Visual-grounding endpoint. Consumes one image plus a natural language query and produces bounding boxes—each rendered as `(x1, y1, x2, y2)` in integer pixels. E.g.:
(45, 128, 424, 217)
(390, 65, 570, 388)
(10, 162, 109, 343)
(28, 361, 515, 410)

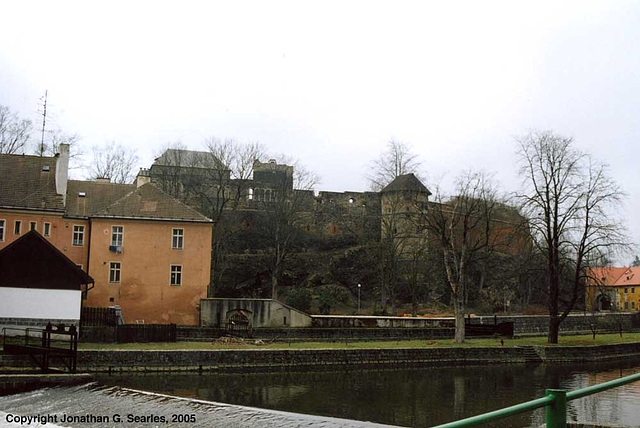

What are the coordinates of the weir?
(2, 383, 396, 428)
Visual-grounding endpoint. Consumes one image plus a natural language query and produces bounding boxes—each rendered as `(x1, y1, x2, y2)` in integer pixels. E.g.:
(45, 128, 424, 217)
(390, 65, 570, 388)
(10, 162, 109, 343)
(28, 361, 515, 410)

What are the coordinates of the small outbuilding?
(0, 230, 94, 334)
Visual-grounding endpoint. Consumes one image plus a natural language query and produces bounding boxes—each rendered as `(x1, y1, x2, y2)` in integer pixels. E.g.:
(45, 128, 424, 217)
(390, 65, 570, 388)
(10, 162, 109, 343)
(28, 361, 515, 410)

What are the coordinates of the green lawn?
(77, 332, 640, 350)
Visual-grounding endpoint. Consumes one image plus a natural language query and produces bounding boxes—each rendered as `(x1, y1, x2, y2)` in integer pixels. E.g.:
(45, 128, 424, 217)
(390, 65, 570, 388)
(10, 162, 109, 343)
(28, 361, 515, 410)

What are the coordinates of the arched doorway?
(596, 293, 612, 311)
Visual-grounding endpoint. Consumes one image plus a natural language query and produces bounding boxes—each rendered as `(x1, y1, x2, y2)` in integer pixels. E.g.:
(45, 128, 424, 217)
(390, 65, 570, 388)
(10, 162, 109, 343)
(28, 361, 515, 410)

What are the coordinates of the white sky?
(1, 1, 639, 261)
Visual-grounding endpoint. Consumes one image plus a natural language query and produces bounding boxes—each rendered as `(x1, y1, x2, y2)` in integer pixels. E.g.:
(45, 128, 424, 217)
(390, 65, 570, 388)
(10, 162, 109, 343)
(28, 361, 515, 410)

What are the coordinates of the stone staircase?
(520, 345, 543, 363)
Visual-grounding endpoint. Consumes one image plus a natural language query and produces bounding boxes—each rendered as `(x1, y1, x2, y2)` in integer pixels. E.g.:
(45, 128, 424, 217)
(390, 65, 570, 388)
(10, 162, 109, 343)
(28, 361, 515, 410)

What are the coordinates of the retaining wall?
(311, 313, 640, 335)
(77, 347, 527, 372)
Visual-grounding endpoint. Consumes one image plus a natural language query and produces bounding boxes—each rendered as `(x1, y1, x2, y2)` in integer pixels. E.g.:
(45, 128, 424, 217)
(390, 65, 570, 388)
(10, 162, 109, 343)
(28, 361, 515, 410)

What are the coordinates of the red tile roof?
(588, 267, 640, 287)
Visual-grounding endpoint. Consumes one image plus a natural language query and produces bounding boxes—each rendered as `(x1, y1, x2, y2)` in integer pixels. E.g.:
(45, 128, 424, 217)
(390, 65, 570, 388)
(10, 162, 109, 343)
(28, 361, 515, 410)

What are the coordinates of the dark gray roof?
(93, 183, 212, 222)
(0, 230, 93, 289)
(66, 180, 135, 217)
(0, 154, 64, 211)
(380, 173, 431, 195)
(154, 149, 227, 170)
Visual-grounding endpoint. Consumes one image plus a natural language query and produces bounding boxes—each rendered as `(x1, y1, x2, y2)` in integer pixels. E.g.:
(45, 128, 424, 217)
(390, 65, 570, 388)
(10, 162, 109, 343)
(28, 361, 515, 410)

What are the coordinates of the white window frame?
(72, 225, 85, 246)
(29, 221, 37, 231)
(111, 225, 124, 247)
(43, 222, 51, 237)
(14, 220, 21, 235)
(172, 228, 184, 250)
(109, 262, 121, 283)
(170, 265, 182, 286)
(0, 219, 5, 241)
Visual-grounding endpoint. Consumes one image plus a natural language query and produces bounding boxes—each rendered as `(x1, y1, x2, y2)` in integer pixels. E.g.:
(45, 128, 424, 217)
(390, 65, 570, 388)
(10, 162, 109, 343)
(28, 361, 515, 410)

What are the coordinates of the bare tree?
(88, 143, 139, 184)
(201, 137, 266, 296)
(38, 128, 80, 156)
(421, 171, 501, 343)
(517, 131, 630, 344)
(258, 159, 319, 300)
(368, 140, 422, 191)
(0, 105, 33, 154)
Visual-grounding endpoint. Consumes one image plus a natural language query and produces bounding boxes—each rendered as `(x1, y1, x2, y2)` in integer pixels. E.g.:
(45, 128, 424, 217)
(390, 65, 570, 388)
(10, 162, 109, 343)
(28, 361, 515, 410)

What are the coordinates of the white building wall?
(0, 287, 81, 320)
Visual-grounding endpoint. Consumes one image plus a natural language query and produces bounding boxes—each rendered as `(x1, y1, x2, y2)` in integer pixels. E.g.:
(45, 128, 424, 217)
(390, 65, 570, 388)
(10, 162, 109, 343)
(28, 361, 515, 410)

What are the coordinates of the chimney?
(136, 168, 151, 188)
(55, 144, 70, 206)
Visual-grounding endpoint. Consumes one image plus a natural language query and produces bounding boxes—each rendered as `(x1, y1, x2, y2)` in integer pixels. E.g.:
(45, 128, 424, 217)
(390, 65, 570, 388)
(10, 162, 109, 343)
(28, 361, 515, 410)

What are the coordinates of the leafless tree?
(201, 137, 266, 296)
(517, 130, 630, 344)
(421, 171, 501, 343)
(38, 128, 79, 155)
(368, 140, 422, 191)
(151, 138, 266, 297)
(88, 143, 139, 184)
(0, 105, 33, 155)
(259, 158, 319, 300)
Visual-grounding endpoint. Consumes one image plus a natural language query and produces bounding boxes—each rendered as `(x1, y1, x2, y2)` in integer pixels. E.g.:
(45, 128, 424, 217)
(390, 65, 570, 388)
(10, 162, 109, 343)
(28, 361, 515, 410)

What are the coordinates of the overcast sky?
(1, 1, 638, 261)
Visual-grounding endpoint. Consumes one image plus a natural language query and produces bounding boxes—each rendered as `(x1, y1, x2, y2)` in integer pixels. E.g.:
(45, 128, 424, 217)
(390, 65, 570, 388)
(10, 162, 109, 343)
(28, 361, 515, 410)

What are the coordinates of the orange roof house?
(0, 146, 213, 325)
(586, 267, 640, 312)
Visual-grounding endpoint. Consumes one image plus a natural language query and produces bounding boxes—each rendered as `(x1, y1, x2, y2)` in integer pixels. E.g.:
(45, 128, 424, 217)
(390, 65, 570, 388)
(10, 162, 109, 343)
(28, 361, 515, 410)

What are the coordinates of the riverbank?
(75, 340, 640, 373)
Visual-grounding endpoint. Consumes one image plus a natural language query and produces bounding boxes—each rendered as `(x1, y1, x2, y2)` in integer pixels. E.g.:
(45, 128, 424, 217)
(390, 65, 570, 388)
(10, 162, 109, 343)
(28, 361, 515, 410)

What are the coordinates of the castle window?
(0, 219, 4, 241)
(14, 220, 21, 235)
(43, 222, 51, 237)
(248, 188, 254, 200)
(30, 221, 37, 231)
(349, 197, 355, 204)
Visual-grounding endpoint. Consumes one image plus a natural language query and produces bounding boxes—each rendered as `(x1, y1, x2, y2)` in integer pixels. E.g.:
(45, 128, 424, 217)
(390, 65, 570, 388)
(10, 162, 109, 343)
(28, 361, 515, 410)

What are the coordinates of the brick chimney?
(55, 143, 70, 206)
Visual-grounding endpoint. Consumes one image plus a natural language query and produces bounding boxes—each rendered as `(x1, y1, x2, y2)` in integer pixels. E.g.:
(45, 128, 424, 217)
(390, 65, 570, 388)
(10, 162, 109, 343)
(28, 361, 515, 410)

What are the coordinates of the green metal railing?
(433, 372, 640, 428)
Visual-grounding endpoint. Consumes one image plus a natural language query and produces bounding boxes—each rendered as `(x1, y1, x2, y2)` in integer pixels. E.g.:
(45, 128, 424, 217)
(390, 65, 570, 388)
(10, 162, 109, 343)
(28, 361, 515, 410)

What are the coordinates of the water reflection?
(96, 359, 640, 427)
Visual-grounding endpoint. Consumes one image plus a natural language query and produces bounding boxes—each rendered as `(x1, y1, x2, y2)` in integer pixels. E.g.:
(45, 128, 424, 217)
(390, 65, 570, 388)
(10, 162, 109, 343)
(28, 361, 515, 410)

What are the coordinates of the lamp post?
(357, 283, 361, 312)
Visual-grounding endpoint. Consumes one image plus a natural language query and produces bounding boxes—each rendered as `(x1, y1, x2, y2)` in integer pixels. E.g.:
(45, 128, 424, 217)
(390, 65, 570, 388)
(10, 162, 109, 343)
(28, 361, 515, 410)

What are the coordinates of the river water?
(4, 359, 640, 427)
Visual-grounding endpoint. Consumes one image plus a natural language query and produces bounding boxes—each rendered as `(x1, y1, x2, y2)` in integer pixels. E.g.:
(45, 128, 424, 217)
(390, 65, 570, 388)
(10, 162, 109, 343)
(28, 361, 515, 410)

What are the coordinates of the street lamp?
(357, 284, 361, 312)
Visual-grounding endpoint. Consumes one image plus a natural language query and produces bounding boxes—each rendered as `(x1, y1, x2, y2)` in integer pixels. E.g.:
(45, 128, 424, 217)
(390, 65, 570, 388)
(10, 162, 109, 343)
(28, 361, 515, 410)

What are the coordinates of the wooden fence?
(115, 324, 177, 343)
(81, 307, 117, 327)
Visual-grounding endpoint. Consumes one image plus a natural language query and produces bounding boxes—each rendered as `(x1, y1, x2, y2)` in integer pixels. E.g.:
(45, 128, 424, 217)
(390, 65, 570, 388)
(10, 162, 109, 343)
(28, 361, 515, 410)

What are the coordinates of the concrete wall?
(311, 313, 639, 334)
(200, 298, 312, 328)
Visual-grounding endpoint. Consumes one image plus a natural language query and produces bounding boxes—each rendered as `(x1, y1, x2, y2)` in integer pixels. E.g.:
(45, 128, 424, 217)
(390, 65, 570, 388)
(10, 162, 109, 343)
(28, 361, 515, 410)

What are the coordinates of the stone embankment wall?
(78, 347, 526, 372)
(76, 341, 640, 373)
(177, 326, 454, 341)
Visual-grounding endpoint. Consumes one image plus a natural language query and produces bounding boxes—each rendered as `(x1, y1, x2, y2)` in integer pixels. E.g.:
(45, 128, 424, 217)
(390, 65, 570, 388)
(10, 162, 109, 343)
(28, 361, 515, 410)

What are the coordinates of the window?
(111, 226, 124, 247)
(633, 288, 636, 294)
(109, 262, 121, 283)
(43, 222, 51, 237)
(170, 265, 182, 286)
(172, 228, 184, 249)
(0, 219, 4, 241)
(72, 225, 85, 246)
(14, 220, 21, 235)
(633, 302, 636, 309)
(625, 288, 628, 294)
(29, 221, 37, 231)
(625, 301, 629, 309)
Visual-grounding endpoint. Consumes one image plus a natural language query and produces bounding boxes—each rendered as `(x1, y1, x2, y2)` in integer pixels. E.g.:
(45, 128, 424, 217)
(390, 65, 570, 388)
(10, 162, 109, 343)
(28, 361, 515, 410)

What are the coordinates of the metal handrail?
(433, 372, 640, 428)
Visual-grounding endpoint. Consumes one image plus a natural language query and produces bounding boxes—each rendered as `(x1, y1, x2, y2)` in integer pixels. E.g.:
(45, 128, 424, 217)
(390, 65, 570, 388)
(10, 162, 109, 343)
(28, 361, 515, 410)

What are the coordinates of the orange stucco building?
(0, 146, 212, 325)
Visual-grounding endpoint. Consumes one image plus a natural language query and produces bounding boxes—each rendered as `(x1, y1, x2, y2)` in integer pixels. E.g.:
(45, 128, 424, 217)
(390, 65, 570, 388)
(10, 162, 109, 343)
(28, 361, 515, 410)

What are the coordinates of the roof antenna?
(39, 90, 48, 156)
